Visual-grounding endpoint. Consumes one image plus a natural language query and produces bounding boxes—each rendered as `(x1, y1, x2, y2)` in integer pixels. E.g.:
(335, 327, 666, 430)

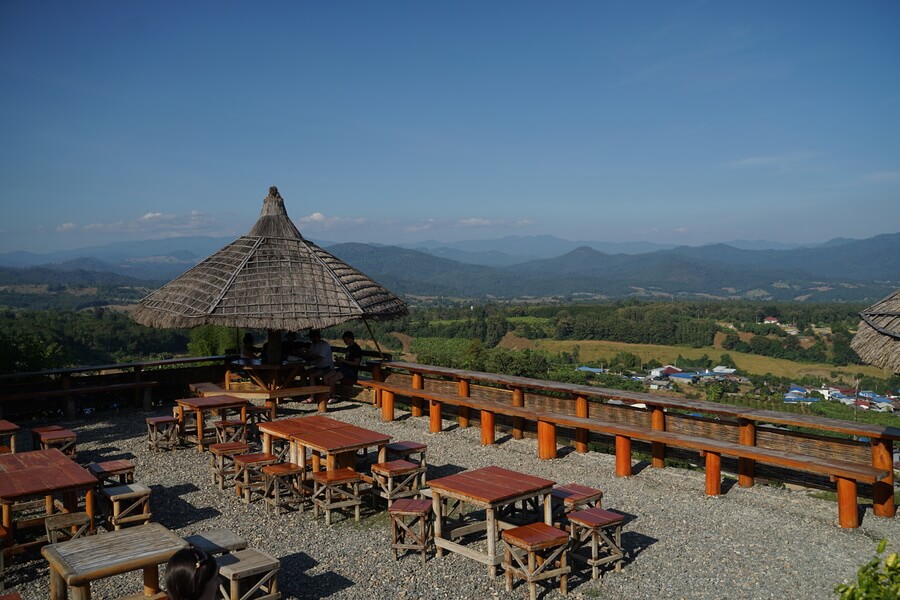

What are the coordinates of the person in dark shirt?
(336, 330, 363, 384)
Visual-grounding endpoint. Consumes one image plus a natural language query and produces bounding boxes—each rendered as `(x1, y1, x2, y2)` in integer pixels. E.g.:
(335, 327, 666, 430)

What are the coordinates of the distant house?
(650, 365, 682, 378)
(576, 366, 606, 374)
(787, 384, 809, 396)
(763, 316, 780, 325)
(712, 366, 737, 374)
(669, 372, 698, 384)
(783, 393, 819, 404)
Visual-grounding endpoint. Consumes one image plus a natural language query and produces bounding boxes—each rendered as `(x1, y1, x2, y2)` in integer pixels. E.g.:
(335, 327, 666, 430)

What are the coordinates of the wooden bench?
(541, 413, 890, 528)
(1, 381, 158, 418)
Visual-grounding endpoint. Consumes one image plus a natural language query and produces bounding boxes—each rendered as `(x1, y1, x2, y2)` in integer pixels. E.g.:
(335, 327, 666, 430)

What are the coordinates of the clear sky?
(1, 1, 898, 254)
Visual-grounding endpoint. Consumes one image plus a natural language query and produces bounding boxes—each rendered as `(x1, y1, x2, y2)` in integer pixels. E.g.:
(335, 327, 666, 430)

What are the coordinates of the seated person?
(336, 330, 363, 385)
(302, 329, 341, 403)
(165, 547, 218, 600)
(240, 332, 259, 361)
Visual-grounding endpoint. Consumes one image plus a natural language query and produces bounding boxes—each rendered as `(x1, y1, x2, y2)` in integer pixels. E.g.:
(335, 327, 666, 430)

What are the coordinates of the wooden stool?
(102, 483, 152, 530)
(370, 460, 422, 508)
(233, 453, 278, 504)
(146, 416, 179, 451)
(216, 548, 281, 600)
(210, 442, 250, 490)
(44, 511, 91, 544)
(214, 419, 248, 444)
(262, 463, 304, 515)
(388, 498, 433, 562)
(245, 404, 271, 441)
(185, 528, 248, 556)
(312, 468, 362, 526)
(87, 459, 136, 488)
(38, 428, 77, 458)
(551, 483, 603, 525)
(0, 421, 19, 454)
(385, 441, 428, 484)
(567, 508, 625, 580)
(502, 522, 571, 600)
(30, 425, 63, 450)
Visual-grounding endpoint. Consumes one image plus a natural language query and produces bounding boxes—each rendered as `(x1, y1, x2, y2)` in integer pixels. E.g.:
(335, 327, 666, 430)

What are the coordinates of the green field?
(534, 339, 888, 380)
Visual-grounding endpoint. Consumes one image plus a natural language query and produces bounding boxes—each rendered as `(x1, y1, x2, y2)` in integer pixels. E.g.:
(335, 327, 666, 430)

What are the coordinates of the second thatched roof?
(851, 289, 900, 374)
(131, 186, 408, 331)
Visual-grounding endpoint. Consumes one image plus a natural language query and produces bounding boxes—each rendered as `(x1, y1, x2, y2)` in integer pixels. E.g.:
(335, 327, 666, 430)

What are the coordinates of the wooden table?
(0, 449, 98, 541)
(42, 521, 189, 600)
(429, 466, 555, 576)
(228, 359, 310, 391)
(289, 419, 392, 473)
(174, 395, 249, 452)
(258, 416, 348, 464)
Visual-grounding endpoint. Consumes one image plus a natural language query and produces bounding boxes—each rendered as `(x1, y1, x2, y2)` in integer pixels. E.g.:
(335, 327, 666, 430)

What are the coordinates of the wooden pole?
(457, 379, 470, 428)
(738, 418, 756, 487)
(574, 395, 588, 453)
(650, 407, 666, 468)
(614, 435, 632, 477)
(411, 373, 424, 417)
(511, 387, 524, 440)
(871, 439, 895, 518)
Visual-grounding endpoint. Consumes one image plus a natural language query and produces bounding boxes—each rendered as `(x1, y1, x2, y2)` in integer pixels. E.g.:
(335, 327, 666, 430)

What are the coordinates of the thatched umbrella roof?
(132, 186, 408, 332)
(851, 289, 900, 373)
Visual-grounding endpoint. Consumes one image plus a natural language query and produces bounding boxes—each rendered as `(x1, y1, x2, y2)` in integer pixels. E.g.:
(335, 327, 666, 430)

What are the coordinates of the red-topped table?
(429, 466, 556, 576)
(174, 395, 249, 452)
(0, 420, 19, 453)
(292, 421, 391, 473)
(258, 415, 349, 463)
(0, 449, 99, 540)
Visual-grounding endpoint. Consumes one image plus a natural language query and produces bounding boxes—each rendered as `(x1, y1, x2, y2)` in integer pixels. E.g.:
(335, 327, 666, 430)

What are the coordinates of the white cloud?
(79, 209, 226, 237)
(727, 152, 814, 170)
(297, 212, 368, 231)
(55, 222, 78, 232)
(457, 218, 496, 227)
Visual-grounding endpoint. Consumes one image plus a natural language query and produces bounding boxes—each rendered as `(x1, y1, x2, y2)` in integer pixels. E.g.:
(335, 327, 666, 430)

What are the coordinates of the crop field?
(534, 339, 887, 380)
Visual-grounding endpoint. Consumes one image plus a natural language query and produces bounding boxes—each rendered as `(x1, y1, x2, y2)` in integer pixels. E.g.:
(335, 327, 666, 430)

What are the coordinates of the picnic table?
(42, 521, 188, 600)
(227, 358, 312, 391)
(0, 449, 98, 543)
(429, 466, 555, 576)
(174, 395, 249, 452)
(258, 415, 348, 463)
(294, 422, 392, 472)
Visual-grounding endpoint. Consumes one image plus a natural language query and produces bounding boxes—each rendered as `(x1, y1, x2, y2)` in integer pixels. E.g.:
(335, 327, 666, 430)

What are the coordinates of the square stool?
(261, 463, 304, 515)
(245, 405, 271, 441)
(44, 511, 92, 544)
(214, 419, 248, 444)
(233, 453, 278, 504)
(210, 442, 250, 490)
(146, 416, 179, 451)
(185, 528, 248, 556)
(370, 460, 423, 508)
(502, 522, 571, 600)
(551, 483, 603, 526)
(384, 441, 428, 484)
(388, 498, 433, 562)
(38, 428, 77, 458)
(567, 508, 625, 580)
(311, 468, 362, 526)
(30, 425, 63, 450)
(216, 548, 280, 600)
(102, 483, 152, 530)
(87, 459, 136, 489)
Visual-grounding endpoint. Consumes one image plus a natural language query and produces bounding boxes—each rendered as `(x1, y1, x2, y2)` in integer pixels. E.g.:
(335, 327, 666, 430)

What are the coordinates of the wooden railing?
(358, 360, 900, 528)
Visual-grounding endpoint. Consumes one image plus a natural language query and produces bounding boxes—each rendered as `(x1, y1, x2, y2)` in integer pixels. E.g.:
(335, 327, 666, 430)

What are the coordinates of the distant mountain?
(717, 239, 817, 251)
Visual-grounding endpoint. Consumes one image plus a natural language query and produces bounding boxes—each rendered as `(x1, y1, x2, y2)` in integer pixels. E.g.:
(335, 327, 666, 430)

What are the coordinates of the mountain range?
(0, 233, 897, 302)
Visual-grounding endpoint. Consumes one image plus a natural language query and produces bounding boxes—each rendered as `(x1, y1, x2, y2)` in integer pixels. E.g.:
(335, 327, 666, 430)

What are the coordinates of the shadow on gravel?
(150, 483, 220, 529)
(78, 446, 137, 464)
(278, 551, 354, 598)
(630, 460, 651, 476)
(427, 463, 467, 479)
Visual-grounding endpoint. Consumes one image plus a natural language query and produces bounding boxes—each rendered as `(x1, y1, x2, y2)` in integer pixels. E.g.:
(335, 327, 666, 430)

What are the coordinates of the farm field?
(534, 339, 887, 380)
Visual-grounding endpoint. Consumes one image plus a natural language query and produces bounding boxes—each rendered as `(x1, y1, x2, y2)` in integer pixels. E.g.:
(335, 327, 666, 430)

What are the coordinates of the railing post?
(480, 410, 496, 445)
(511, 387, 524, 440)
(650, 406, 665, 468)
(574, 395, 589, 453)
(429, 400, 443, 433)
(411, 373, 424, 417)
(836, 476, 860, 528)
(704, 451, 722, 496)
(872, 439, 895, 518)
(457, 378, 470, 428)
(738, 418, 756, 487)
(538, 420, 557, 459)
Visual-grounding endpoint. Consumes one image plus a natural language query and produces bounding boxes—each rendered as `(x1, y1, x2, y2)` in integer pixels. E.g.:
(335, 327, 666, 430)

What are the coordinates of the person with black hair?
(165, 547, 218, 600)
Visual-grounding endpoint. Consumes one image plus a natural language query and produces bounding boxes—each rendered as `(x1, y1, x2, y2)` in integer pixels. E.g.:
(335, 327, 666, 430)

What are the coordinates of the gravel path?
(6, 400, 898, 599)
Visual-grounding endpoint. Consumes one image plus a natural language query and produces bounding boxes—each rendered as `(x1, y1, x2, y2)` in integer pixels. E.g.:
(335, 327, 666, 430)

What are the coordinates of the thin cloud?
(457, 218, 497, 227)
(727, 152, 814, 171)
(55, 222, 78, 232)
(863, 171, 900, 183)
(297, 212, 368, 231)
(80, 210, 225, 237)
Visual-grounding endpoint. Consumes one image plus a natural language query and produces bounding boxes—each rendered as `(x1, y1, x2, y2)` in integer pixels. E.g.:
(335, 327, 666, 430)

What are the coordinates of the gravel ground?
(6, 400, 899, 600)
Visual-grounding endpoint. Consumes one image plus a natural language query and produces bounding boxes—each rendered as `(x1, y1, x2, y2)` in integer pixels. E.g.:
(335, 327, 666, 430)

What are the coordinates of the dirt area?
(497, 331, 536, 350)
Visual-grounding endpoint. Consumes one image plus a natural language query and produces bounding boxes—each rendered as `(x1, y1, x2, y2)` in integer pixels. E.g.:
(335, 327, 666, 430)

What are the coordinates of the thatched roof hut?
(851, 289, 900, 373)
(132, 186, 408, 332)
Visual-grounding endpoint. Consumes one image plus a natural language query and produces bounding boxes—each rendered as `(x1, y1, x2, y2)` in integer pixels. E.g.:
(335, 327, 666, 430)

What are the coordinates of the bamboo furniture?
(567, 507, 625, 580)
(0, 422, 18, 454)
(502, 522, 570, 600)
(216, 548, 281, 600)
(185, 528, 248, 556)
(146, 415, 179, 451)
(86, 459, 136, 488)
(42, 521, 188, 600)
(174, 395, 249, 452)
(388, 498, 433, 562)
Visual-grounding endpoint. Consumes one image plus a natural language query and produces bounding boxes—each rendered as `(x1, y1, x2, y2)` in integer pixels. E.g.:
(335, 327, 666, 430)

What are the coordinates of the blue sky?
(1, 1, 898, 253)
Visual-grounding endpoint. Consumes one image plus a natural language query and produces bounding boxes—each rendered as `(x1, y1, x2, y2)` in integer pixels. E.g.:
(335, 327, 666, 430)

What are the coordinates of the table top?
(0, 420, 19, 434)
(0, 449, 97, 500)
(39, 428, 77, 442)
(429, 466, 555, 505)
(258, 415, 348, 439)
(293, 423, 391, 454)
(175, 395, 249, 410)
(41, 522, 188, 586)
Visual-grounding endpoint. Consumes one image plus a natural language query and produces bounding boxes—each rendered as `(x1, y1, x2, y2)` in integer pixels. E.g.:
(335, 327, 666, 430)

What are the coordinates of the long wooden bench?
(0, 381, 158, 418)
(359, 378, 888, 528)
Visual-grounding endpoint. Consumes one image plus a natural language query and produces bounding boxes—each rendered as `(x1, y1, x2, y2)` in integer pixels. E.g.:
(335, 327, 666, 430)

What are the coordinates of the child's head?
(165, 547, 218, 600)
(342, 331, 355, 344)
